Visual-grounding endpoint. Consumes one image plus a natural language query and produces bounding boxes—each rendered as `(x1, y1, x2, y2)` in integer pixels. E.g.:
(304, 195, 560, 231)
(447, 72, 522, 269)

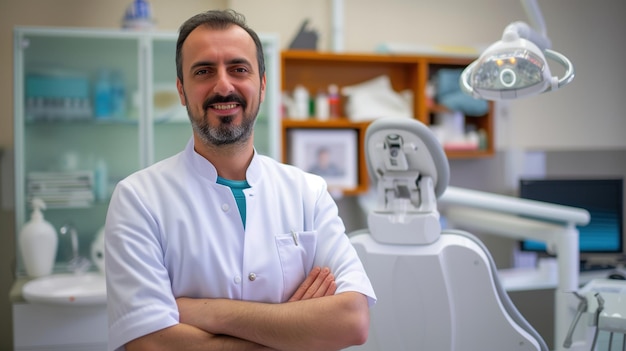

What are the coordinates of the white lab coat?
(105, 138, 376, 351)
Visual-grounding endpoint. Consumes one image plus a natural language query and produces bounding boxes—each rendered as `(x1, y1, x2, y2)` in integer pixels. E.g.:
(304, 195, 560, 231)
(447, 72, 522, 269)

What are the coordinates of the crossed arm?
(126, 267, 370, 351)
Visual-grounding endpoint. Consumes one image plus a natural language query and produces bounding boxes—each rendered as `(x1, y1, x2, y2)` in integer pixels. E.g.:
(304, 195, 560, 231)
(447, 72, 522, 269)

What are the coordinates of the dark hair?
(176, 9, 265, 82)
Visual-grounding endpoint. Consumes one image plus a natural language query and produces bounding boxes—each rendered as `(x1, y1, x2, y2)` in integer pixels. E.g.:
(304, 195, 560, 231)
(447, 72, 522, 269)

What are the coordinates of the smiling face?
(176, 24, 266, 148)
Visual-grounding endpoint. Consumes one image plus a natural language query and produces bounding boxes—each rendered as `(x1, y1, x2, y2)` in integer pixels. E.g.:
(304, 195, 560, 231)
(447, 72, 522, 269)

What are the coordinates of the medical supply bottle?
(111, 70, 126, 119)
(94, 158, 108, 202)
(315, 89, 329, 120)
(292, 84, 309, 120)
(328, 84, 340, 118)
(94, 69, 112, 119)
(19, 198, 58, 277)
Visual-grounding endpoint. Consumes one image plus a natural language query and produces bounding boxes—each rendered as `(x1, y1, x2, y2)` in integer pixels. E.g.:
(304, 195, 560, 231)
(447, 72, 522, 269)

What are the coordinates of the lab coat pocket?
(275, 231, 317, 300)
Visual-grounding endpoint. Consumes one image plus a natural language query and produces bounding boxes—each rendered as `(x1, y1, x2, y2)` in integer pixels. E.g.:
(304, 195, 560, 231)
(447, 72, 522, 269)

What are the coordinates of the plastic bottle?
(478, 128, 488, 150)
(94, 70, 112, 119)
(19, 198, 58, 277)
(111, 70, 126, 119)
(315, 90, 329, 121)
(122, 0, 154, 30)
(133, 0, 151, 19)
(94, 158, 108, 201)
(292, 85, 309, 120)
(466, 125, 479, 149)
(328, 84, 340, 118)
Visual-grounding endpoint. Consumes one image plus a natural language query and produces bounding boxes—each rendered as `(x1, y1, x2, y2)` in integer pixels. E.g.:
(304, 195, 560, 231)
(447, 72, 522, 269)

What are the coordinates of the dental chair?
(348, 117, 548, 351)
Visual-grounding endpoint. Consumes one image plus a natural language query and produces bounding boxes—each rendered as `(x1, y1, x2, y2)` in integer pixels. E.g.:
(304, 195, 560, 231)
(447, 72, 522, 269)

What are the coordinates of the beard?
(185, 90, 261, 147)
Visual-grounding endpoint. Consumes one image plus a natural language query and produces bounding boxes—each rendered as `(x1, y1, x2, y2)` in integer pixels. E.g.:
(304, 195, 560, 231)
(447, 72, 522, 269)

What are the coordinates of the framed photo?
(288, 128, 358, 190)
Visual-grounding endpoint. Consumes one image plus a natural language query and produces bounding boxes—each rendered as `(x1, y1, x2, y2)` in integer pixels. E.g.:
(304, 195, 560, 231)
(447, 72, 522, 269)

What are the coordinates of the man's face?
(319, 150, 330, 168)
(176, 24, 266, 147)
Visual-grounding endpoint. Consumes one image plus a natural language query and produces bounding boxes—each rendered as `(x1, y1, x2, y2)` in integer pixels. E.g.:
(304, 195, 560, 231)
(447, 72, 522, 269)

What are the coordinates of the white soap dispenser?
(19, 198, 58, 277)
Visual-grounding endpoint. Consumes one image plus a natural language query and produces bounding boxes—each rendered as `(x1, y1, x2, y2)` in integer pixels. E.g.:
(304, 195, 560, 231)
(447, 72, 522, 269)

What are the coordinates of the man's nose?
(213, 70, 235, 96)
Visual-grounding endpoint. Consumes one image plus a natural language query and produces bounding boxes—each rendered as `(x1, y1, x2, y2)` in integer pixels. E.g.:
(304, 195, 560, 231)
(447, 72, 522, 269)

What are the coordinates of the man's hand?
(288, 266, 336, 302)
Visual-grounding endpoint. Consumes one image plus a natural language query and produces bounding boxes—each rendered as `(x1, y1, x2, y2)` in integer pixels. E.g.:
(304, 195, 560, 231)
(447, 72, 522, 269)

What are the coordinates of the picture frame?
(288, 128, 358, 190)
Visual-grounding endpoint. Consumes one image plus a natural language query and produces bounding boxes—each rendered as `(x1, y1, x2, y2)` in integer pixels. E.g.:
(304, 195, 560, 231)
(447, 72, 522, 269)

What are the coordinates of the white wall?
(509, 1, 626, 151)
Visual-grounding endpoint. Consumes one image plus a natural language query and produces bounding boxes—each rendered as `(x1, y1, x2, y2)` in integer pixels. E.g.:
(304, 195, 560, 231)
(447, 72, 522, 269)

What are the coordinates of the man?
(105, 9, 376, 351)
(308, 146, 344, 177)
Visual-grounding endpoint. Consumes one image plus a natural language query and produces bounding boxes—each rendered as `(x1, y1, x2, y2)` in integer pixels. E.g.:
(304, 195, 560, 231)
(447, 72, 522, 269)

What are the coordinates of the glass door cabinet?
(13, 26, 280, 276)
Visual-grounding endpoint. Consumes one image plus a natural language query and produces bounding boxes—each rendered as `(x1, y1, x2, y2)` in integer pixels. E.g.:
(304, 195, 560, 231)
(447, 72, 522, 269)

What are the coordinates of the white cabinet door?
(14, 27, 145, 268)
(13, 303, 107, 351)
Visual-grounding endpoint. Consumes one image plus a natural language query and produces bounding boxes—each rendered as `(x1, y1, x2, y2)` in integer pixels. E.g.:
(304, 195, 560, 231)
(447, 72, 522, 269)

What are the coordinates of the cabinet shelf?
(24, 117, 191, 126)
(282, 118, 361, 128)
(281, 51, 494, 194)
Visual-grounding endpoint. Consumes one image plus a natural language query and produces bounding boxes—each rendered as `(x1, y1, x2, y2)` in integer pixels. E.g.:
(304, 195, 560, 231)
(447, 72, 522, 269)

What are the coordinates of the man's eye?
(194, 69, 208, 76)
(233, 67, 248, 73)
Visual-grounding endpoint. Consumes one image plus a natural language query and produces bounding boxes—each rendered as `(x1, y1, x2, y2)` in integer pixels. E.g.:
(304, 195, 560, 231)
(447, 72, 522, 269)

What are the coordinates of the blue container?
(94, 70, 112, 119)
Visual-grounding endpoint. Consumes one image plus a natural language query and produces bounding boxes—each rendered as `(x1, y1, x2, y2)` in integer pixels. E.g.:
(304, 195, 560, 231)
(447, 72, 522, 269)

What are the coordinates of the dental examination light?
(460, 0, 575, 100)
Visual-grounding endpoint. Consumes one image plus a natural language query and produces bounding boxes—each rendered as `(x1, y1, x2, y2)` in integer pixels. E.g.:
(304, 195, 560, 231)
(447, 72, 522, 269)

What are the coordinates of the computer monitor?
(519, 178, 624, 260)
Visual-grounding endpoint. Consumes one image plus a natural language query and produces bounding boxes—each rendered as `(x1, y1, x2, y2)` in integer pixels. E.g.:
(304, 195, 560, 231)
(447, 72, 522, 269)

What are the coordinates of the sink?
(22, 273, 106, 306)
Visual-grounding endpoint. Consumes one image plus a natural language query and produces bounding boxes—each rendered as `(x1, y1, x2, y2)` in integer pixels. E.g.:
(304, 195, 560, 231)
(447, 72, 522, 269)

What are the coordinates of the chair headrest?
(365, 117, 450, 198)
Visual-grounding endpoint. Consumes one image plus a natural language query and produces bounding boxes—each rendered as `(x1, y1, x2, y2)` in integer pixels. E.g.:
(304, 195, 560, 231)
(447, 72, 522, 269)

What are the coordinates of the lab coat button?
(221, 203, 229, 212)
(234, 276, 241, 284)
(248, 272, 257, 281)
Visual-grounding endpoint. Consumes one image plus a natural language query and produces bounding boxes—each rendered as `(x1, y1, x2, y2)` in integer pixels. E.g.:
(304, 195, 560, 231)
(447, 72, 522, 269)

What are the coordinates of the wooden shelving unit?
(281, 50, 495, 194)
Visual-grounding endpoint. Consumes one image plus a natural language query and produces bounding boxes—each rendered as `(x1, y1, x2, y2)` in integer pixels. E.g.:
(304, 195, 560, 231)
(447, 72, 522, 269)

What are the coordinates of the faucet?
(59, 223, 92, 274)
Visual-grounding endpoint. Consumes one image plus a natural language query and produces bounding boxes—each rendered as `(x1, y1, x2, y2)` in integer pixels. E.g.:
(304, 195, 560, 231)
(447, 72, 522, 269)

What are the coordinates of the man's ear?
(176, 78, 186, 106)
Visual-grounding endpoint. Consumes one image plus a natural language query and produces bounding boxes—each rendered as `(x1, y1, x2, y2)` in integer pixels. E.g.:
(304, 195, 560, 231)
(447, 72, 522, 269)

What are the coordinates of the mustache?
(203, 94, 247, 111)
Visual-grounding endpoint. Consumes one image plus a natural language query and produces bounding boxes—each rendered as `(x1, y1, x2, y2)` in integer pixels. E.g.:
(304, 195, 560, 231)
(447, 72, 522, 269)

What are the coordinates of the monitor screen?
(519, 178, 624, 254)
